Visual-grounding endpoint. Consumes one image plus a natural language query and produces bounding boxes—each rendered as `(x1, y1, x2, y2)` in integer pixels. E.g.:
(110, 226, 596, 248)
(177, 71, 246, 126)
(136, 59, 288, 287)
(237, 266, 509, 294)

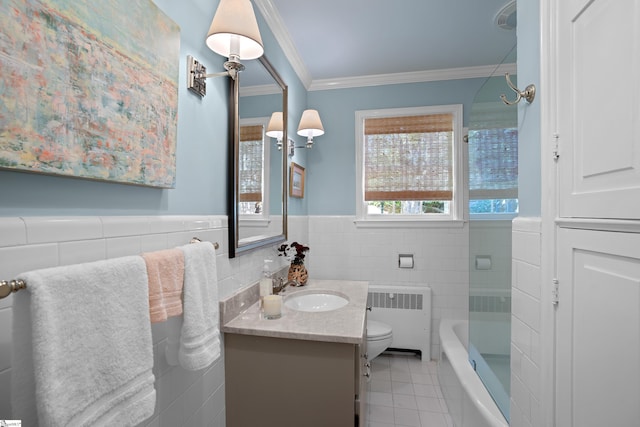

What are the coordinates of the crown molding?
(254, 0, 517, 92)
(308, 63, 518, 91)
(254, 0, 312, 89)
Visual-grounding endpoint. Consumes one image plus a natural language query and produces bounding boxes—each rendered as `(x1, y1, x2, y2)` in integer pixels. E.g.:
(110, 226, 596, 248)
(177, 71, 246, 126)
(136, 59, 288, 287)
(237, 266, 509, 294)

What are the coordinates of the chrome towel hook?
(500, 73, 536, 105)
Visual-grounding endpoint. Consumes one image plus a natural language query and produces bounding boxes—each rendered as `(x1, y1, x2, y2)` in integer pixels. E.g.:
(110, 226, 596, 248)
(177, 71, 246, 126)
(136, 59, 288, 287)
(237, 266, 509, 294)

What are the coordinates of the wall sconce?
(187, 0, 264, 97)
(290, 109, 324, 156)
(265, 112, 296, 156)
(267, 110, 325, 157)
(265, 112, 284, 149)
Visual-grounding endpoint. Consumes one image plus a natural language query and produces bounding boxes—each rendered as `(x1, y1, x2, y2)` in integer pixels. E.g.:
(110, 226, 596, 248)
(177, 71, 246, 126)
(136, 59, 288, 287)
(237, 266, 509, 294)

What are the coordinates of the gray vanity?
(221, 279, 369, 427)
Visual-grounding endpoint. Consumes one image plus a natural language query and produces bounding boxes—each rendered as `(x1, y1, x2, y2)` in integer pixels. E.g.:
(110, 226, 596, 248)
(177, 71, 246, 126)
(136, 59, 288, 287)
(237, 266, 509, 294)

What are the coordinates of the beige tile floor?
(366, 353, 454, 427)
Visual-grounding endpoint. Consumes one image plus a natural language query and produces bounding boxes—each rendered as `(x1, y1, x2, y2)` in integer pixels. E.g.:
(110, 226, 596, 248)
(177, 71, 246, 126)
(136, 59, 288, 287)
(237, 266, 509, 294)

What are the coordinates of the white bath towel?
(164, 316, 183, 366)
(177, 241, 220, 370)
(11, 256, 156, 426)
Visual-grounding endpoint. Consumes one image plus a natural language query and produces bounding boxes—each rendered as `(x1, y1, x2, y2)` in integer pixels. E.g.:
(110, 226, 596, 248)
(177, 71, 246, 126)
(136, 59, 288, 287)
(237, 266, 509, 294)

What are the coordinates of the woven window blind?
(467, 103, 518, 200)
(364, 113, 454, 201)
(239, 125, 264, 202)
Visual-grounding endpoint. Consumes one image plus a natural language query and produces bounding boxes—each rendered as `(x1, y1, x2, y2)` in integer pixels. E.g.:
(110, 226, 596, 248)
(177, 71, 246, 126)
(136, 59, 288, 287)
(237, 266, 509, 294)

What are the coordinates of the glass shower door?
(467, 44, 517, 422)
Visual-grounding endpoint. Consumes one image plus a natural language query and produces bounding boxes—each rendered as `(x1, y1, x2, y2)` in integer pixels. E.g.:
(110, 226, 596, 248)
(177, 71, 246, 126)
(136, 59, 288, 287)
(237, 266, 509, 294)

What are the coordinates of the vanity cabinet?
(221, 280, 370, 426)
(225, 332, 368, 427)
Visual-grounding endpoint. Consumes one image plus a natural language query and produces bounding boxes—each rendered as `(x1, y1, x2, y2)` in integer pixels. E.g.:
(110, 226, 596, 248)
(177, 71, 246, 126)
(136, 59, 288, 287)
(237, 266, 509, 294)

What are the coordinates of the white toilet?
(366, 320, 393, 361)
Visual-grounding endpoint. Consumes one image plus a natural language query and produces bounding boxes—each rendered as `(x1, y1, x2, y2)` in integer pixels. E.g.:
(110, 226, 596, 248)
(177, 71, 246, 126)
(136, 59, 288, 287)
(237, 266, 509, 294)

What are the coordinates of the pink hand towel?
(142, 248, 185, 323)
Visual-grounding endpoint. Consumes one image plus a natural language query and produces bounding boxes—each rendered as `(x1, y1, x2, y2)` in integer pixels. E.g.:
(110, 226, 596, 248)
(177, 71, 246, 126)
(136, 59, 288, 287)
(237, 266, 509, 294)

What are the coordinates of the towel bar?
(1, 239, 219, 299)
(190, 237, 219, 250)
(0, 279, 26, 298)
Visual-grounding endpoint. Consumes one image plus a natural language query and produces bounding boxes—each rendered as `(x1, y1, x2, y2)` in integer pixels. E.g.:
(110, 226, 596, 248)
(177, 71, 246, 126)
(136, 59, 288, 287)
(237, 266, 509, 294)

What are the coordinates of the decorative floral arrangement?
(277, 241, 310, 265)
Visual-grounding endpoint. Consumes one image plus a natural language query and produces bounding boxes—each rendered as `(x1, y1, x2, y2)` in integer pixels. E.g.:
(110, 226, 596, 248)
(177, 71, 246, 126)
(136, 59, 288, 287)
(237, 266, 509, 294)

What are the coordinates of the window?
(467, 103, 518, 217)
(356, 105, 464, 225)
(238, 122, 267, 216)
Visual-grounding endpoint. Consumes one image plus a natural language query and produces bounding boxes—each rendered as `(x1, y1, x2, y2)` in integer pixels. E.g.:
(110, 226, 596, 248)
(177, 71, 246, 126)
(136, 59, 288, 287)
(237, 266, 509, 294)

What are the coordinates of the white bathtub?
(437, 319, 508, 427)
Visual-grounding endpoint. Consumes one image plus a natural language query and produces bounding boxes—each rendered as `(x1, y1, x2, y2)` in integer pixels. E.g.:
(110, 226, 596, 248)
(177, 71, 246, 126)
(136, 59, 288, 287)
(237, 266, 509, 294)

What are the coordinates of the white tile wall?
(469, 221, 513, 292)
(0, 215, 286, 426)
(306, 216, 469, 360)
(511, 217, 542, 427)
(0, 214, 474, 423)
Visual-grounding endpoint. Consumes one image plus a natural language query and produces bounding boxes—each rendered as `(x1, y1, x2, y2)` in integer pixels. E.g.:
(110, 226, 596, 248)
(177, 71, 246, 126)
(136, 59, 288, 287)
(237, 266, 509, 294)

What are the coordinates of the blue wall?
(516, 1, 541, 216)
(0, 0, 307, 217)
(305, 78, 487, 215)
(0, 0, 536, 220)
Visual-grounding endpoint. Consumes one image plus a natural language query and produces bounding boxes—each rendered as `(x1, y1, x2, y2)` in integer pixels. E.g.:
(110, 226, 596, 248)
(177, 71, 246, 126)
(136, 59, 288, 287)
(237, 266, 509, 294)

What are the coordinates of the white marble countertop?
(221, 279, 369, 344)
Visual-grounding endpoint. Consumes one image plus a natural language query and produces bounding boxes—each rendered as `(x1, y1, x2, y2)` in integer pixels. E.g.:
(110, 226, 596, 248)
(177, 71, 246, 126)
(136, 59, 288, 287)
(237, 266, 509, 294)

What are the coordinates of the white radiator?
(367, 284, 431, 359)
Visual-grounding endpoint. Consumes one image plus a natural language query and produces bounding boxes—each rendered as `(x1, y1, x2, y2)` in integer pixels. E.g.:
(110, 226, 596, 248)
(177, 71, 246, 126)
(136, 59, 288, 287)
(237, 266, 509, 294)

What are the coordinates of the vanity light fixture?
(265, 112, 297, 156)
(187, 0, 264, 97)
(265, 112, 284, 149)
(290, 109, 324, 156)
(279, 109, 325, 157)
(267, 109, 326, 157)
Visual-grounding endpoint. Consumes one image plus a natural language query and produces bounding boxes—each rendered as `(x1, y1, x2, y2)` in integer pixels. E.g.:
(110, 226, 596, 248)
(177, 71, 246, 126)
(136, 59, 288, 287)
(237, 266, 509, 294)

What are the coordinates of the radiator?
(367, 284, 431, 359)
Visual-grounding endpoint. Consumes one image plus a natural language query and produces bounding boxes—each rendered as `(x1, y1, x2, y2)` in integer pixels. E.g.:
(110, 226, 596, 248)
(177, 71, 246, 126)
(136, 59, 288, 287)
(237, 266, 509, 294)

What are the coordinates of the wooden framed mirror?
(228, 55, 288, 258)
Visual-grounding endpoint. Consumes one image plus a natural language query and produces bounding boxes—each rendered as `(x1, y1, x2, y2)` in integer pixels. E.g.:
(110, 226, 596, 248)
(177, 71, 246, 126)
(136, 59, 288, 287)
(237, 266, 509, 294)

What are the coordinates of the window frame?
(238, 116, 271, 228)
(355, 104, 465, 228)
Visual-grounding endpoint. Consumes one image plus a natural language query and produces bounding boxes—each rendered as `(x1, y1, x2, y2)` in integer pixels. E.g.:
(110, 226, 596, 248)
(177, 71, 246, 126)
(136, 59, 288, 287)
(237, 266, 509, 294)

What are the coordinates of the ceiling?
(255, 0, 517, 89)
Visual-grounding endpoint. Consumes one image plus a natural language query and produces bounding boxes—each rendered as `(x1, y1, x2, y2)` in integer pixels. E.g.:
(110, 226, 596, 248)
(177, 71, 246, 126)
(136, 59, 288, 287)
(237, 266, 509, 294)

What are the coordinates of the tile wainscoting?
(0, 214, 468, 422)
(305, 216, 470, 360)
(0, 215, 303, 426)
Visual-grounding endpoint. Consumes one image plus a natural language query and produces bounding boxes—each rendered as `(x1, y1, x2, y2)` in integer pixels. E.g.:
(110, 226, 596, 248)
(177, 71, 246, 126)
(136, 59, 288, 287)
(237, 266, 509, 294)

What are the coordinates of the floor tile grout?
(366, 353, 454, 427)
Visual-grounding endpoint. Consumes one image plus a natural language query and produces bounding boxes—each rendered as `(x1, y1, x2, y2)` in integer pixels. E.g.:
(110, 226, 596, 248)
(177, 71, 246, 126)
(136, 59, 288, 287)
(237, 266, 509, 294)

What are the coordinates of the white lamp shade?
(265, 112, 284, 139)
(206, 0, 264, 60)
(297, 109, 325, 137)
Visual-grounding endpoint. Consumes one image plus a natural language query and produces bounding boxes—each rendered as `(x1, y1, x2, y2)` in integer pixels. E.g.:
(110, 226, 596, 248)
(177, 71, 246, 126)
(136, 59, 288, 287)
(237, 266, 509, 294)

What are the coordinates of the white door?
(557, 0, 640, 219)
(556, 228, 640, 427)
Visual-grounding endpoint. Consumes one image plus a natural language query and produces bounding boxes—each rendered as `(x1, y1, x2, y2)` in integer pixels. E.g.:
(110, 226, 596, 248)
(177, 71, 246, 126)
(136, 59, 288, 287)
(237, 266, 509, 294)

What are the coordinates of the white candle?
(263, 295, 282, 319)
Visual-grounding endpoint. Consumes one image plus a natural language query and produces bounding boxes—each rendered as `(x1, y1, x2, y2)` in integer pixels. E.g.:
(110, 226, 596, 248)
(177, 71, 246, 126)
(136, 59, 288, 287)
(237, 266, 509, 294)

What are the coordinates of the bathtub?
(437, 319, 508, 427)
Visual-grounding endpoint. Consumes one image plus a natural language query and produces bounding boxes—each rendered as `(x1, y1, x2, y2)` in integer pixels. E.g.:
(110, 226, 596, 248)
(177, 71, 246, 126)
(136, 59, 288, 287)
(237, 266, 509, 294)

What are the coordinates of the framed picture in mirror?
(289, 162, 305, 198)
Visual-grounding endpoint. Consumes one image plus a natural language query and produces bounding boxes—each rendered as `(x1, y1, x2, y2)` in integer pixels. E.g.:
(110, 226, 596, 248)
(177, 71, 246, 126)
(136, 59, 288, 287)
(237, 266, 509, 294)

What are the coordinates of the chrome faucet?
(272, 277, 300, 294)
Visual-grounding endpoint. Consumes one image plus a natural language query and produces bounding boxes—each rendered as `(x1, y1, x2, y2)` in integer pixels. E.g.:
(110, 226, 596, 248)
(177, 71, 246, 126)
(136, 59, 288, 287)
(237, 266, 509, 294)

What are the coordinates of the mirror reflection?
(228, 56, 287, 257)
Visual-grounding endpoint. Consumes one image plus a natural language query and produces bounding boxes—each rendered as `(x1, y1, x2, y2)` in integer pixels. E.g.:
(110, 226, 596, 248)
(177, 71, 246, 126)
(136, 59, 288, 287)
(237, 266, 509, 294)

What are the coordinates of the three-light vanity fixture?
(187, 0, 264, 97)
(266, 110, 325, 156)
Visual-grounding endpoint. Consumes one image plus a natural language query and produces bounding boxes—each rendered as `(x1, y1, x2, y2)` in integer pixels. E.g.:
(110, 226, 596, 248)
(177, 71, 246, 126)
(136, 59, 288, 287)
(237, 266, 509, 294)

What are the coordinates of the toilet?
(366, 320, 393, 361)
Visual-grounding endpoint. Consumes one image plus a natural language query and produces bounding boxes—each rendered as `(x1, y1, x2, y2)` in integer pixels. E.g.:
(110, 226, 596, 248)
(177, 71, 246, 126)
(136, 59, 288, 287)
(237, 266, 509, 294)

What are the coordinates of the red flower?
(277, 241, 310, 265)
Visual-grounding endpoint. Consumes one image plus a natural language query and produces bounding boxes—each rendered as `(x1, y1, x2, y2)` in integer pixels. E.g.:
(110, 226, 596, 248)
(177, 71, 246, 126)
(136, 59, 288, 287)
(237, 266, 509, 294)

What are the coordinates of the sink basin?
(285, 291, 349, 312)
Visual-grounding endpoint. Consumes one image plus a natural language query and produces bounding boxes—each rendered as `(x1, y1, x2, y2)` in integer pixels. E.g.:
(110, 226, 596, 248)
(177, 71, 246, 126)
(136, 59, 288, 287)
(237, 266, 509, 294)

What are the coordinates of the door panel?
(557, 228, 640, 427)
(558, 0, 640, 219)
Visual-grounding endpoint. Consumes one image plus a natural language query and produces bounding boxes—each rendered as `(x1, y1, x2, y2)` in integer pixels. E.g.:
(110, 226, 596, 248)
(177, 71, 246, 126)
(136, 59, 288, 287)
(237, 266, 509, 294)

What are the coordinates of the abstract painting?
(0, 0, 180, 188)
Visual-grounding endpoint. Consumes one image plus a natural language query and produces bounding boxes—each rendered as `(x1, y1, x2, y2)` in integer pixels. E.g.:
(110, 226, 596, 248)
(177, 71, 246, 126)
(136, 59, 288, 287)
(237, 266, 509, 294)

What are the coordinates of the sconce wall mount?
(186, 0, 264, 98)
(186, 55, 246, 97)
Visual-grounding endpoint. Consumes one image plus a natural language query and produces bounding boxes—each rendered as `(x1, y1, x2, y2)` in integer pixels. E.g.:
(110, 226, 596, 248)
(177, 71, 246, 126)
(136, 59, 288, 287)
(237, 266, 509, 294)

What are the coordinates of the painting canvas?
(0, 0, 180, 188)
(289, 162, 305, 198)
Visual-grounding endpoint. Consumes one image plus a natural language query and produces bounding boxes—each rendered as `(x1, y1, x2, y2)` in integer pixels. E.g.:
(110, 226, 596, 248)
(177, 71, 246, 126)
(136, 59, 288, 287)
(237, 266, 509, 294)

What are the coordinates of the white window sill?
(469, 213, 518, 221)
(354, 218, 467, 229)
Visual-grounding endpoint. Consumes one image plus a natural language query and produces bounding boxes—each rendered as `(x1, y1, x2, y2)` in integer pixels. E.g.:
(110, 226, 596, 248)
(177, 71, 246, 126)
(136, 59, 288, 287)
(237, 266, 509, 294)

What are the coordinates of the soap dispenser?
(259, 260, 273, 310)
